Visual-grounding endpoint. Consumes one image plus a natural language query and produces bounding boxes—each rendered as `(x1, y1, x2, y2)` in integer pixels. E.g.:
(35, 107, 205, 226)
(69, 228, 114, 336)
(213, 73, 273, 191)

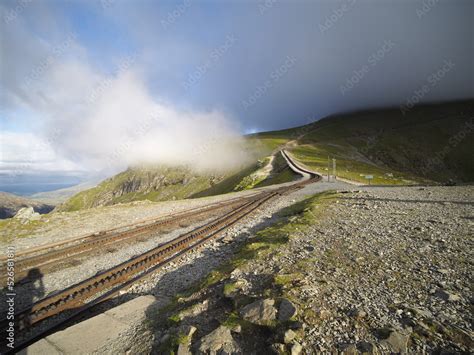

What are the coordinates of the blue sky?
(0, 0, 473, 182)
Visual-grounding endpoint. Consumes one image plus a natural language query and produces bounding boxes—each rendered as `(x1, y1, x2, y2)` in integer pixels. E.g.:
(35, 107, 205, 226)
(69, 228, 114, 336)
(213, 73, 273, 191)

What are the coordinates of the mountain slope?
(252, 100, 474, 184)
(57, 159, 299, 212)
(0, 192, 54, 219)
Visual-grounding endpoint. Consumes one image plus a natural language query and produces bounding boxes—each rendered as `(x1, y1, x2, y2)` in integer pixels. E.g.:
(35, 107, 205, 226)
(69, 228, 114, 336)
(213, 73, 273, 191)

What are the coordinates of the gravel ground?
(215, 185, 473, 353)
(7, 177, 352, 349)
(0, 171, 353, 343)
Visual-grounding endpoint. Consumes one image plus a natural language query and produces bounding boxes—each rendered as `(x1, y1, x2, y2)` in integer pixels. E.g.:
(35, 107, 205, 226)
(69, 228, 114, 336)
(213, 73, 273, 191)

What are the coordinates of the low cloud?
(0, 131, 81, 179)
(8, 59, 249, 175)
(0, 6, 250, 177)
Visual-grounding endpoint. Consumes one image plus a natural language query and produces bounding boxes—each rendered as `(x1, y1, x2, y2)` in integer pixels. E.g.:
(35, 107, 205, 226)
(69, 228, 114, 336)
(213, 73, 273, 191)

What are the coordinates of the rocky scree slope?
(148, 186, 472, 354)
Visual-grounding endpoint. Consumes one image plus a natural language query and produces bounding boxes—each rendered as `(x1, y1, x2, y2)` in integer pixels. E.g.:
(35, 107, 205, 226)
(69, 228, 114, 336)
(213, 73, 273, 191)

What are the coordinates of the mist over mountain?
(55, 100, 473, 212)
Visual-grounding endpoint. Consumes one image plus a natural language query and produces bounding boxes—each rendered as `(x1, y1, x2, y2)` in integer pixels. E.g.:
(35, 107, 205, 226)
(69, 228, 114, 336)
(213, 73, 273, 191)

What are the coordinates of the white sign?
(365, 175, 373, 179)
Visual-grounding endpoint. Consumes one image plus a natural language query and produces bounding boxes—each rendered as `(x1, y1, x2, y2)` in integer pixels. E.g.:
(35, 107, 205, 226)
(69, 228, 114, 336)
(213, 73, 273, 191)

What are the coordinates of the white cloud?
(40, 64, 250, 173)
(3, 57, 249, 175)
(0, 131, 81, 175)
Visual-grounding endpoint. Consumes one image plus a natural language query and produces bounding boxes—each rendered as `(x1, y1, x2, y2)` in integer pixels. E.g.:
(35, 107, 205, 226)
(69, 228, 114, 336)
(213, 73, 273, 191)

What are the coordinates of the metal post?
(332, 158, 336, 182)
(327, 156, 330, 182)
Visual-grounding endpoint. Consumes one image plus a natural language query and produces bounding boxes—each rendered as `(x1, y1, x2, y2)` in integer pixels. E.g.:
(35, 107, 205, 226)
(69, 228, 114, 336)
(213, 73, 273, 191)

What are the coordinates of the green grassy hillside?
(252, 100, 474, 184)
(58, 156, 299, 212)
(56, 166, 214, 211)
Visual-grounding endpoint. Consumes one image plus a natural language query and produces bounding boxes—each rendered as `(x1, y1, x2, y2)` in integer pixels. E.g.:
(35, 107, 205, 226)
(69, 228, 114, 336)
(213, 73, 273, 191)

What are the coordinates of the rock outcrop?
(0, 192, 54, 219)
(197, 325, 241, 354)
(239, 299, 277, 325)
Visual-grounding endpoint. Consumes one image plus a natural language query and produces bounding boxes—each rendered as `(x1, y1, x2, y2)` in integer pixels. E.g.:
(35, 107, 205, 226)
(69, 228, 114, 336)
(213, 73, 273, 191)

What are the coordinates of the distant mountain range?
(0, 178, 102, 219)
(30, 178, 103, 204)
(47, 99, 474, 213)
(0, 192, 54, 219)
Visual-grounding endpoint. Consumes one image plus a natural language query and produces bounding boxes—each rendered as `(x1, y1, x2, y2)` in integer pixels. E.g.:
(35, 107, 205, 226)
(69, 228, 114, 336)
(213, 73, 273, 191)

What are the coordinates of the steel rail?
(2, 190, 285, 354)
(15, 198, 260, 329)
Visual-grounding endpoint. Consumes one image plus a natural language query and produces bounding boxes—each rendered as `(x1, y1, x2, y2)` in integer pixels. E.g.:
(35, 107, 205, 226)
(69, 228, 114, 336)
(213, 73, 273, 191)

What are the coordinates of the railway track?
(0, 194, 259, 283)
(1, 151, 320, 353)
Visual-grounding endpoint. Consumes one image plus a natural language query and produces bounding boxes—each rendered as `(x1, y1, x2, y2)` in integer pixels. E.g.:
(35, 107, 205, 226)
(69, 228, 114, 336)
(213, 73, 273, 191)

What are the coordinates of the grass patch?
(167, 313, 181, 326)
(274, 273, 304, 287)
(223, 282, 239, 297)
(157, 333, 182, 355)
(222, 311, 242, 328)
(0, 218, 45, 243)
(289, 144, 419, 185)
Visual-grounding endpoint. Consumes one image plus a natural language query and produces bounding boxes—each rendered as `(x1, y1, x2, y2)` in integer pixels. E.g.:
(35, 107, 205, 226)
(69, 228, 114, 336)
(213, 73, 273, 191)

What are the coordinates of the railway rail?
(0, 194, 259, 283)
(1, 150, 320, 353)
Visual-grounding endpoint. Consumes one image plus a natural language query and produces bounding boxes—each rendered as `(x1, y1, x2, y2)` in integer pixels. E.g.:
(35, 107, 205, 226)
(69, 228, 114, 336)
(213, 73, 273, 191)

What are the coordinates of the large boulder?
(240, 299, 277, 325)
(378, 328, 410, 353)
(14, 207, 41, 222)
(278, 299, 297, 322)
(197, 325, 241, 354)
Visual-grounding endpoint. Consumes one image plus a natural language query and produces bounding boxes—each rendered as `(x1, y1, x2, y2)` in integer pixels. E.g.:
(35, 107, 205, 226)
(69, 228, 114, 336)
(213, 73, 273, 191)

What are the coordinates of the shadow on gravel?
(143, 203, 293, 353)
(18, 269, 45, 328)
